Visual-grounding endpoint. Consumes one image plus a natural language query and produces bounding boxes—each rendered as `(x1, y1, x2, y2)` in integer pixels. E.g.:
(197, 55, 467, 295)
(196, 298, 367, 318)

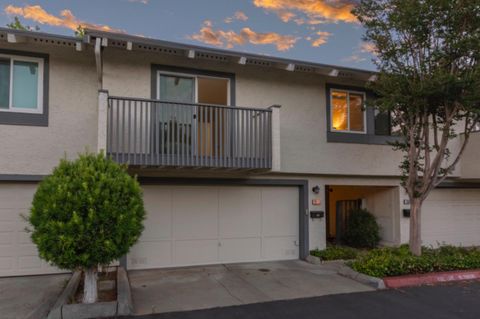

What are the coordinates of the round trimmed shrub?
(343, 208, 380, 248)
(28, 152, 145, 303)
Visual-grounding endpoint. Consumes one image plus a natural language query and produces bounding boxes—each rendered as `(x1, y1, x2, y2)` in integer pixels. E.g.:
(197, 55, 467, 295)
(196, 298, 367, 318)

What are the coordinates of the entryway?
(325, 185, 400, 245)
(128, 260, 373, 315)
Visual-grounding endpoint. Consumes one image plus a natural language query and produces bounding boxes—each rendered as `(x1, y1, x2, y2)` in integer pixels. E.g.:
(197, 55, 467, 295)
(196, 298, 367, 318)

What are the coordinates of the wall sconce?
(312, 185, 320, 194)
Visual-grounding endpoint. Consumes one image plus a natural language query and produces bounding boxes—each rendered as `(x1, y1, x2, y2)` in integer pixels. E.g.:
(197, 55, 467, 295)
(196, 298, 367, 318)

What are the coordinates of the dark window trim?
(0, 49, 49, 127)
(150, 64, 235, 105)
(326, 83, 400, 145)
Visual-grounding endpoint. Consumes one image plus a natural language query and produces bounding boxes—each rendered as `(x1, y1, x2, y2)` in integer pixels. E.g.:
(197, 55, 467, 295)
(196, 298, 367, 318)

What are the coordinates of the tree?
(353, 0, 480, 255)
(6, 16, 39, 31)
(28, 152, 145, 303)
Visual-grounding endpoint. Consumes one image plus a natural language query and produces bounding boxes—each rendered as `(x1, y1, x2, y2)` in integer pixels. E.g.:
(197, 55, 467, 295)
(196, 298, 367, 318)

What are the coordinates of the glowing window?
(330, 90, 365, 133)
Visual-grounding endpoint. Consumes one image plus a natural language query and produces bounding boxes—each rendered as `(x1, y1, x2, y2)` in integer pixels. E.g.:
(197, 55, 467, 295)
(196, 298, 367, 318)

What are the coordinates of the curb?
(338, 265, 386, 290)
(384, 269, 480, 289)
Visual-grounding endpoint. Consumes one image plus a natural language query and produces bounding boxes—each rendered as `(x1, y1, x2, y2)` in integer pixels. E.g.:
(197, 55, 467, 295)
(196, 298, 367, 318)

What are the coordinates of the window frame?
(0, 53, 44, 114)
(156, 70, 231, 106)
(329, 88, 367, 134)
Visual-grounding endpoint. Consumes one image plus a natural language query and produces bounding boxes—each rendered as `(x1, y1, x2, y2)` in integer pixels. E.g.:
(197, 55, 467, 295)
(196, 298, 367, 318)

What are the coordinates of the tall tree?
(353, 0, 480, 255)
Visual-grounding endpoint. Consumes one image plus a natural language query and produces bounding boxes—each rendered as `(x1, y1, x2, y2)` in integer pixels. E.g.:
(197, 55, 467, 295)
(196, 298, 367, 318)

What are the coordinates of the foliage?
(6, 16, 39, 31)
(311, 245, 359, 261)
(353, 0, 480, 255)
(75, 25, 85, 38)
(28, 152, 145, 270)
(343, 209, 380, 248)
(350, 245, 480, 278)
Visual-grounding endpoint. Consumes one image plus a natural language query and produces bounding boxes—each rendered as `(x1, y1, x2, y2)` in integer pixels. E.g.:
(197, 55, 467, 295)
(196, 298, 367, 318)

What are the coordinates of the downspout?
(94, 37, 103, 89)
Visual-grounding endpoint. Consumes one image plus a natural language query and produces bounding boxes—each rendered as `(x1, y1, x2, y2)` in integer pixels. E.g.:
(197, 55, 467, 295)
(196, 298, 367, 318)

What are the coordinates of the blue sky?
(0, 0, 376, 70)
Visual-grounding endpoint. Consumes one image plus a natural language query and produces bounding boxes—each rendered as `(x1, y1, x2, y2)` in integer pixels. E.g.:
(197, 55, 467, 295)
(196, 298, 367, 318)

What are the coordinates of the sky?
(0, 0, 377, 70)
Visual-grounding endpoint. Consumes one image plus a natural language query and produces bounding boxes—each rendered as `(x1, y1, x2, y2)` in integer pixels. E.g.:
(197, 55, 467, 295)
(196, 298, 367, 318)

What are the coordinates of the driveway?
(122, 281, 480, 319)
(128, 260, 373, 315)
(0, 273, 70, 319)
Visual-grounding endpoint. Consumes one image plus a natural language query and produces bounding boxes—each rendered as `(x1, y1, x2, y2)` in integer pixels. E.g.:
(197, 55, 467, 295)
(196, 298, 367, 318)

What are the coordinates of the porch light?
(312, 185, 320, 194)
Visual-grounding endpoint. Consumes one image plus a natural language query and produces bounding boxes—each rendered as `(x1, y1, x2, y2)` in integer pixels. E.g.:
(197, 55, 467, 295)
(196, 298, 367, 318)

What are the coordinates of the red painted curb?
(384, 269, 480, 289)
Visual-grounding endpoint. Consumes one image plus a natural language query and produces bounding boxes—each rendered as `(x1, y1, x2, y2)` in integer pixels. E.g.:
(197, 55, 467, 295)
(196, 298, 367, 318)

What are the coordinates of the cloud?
(189, 20, 299, 51)
(253, 0, 358, 24)
(224, 11, 249, 23)
(128, 0, 149, 3)
(342, 54, 366, 63)
(360, 41, 377, 54)
(4, 5, 123, 33)
(310, 31, 331, 47)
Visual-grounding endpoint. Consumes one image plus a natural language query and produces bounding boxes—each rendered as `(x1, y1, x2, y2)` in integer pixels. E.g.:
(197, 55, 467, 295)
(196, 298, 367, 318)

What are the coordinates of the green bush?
(343, 209, 380, 248)
(28, 152, 145, 302)
(311, 245, 358, 261)
(349, 245, 480, 278)
(29, 152, 145, 269)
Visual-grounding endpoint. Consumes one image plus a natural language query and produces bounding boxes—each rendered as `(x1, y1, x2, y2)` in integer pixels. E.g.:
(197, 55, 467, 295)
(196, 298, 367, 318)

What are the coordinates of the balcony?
(104, 95, 276, 170)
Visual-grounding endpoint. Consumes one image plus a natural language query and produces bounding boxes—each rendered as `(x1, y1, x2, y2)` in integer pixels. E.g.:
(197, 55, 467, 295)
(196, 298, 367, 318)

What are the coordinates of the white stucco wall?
(0, 42, 98, 175)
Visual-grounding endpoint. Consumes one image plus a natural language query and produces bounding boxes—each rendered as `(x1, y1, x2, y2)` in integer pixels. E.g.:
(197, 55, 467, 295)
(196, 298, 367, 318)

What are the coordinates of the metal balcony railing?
(107, 96, 273, 169)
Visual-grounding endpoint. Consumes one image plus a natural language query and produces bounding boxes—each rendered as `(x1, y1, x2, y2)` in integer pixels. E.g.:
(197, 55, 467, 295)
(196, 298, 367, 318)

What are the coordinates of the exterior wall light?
(312, 185, 320, 194)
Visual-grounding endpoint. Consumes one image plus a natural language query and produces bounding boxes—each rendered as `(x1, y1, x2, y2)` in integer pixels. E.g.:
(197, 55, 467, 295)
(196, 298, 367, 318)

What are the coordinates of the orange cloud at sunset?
(310, 31, 331, 47)
(4, 5, 123, 33)
(253, 0, 358, 24)
(190, 21, 299, 51)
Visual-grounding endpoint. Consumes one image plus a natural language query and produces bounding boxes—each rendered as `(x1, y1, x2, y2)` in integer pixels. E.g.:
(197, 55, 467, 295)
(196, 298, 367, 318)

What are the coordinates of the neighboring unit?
(1, 28, 479, 277)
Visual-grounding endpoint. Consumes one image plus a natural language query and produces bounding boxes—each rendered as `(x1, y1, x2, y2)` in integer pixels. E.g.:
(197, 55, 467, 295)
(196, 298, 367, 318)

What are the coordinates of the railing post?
(97, 90, 109, 153)
(269, 104, 281, 171)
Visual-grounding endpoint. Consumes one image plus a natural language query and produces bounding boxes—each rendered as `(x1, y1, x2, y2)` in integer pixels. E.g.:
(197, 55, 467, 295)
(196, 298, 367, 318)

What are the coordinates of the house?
(1, 27, 479, 277)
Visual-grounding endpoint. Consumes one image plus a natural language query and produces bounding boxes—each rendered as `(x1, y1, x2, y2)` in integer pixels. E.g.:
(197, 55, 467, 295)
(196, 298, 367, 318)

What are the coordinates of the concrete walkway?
(0, 273, 71, 319)
(129, 260, 373, 315)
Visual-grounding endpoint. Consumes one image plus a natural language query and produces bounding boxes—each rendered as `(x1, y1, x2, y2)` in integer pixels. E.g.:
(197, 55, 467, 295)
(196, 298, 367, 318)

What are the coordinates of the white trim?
(329, 88, 367, 134)
(0, 53, 44, 114)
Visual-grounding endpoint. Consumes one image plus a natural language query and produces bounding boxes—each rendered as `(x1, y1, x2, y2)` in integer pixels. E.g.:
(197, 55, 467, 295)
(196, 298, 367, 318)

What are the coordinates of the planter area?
(47, 267, 133, 319)
(311, 245, 480, 289)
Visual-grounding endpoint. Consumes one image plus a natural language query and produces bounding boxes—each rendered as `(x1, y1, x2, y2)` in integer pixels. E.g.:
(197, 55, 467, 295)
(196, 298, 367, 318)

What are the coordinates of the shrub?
(343, 208, 380, 248)
(311, 245, 358, 261)
(28, 152, 145, 303)
(349, 245, 480, 278)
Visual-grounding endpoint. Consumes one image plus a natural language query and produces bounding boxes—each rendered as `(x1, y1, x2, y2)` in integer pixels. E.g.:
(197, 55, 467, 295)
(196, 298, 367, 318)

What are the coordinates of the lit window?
(0, 54, 43, 113)
(330, 90, 366, 133)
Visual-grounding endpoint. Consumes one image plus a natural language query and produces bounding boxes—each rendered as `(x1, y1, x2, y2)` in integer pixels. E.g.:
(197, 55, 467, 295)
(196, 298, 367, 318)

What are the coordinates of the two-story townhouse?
(1, 28, 479, 277)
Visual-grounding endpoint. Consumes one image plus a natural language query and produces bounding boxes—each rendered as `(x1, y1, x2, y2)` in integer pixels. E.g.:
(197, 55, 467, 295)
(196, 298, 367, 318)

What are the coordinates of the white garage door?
(128, 185, 300, 270)
(0, 183, 62, 277)
(422, 189, 480, 247)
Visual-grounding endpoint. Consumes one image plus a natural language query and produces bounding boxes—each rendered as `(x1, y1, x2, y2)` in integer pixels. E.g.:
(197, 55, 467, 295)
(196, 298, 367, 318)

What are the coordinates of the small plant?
(343, 209, 380, 248)
(349, 245, 480, 278)
(311, 245, 358, 261)
(28, 152, 145, 303)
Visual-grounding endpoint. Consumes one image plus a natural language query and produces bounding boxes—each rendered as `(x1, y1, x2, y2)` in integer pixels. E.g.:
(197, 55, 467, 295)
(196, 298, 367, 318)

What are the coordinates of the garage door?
(422, 189, 480, 247)
(128, 185, 300, 269)
(0, 184, 62, 277)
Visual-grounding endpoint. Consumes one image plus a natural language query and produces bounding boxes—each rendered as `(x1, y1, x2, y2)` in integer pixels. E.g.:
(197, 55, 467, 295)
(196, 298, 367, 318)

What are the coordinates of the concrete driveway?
(129, 260, 373, 315)
(0, 273, 70, 319)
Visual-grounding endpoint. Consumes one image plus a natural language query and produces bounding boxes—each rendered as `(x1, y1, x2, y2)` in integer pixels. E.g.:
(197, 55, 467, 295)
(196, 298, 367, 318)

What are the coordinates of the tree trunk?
(83, 267, 98, 304)
(409, 199, 422, 256)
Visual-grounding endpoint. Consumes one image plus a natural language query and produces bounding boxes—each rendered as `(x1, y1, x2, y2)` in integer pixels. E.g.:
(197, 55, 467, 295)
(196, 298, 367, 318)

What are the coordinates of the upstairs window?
(0, 54, 44, 114)
(330, 89, 366, 133)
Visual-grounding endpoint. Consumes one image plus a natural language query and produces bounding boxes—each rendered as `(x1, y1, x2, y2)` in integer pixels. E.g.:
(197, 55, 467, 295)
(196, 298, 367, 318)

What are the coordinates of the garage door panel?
(219, 187, 262, 238)
(172, 187, 219, 240)
(0, 184, 65, 277)
(174, 239, 218, 266)
(219, 238, 262, 263)
(141, 186, 172, 241)
(423, 189, 480, 247)
(128, 240, 172, 270)
(263, 236, 299, 260)
(262, 187, 299, 237)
